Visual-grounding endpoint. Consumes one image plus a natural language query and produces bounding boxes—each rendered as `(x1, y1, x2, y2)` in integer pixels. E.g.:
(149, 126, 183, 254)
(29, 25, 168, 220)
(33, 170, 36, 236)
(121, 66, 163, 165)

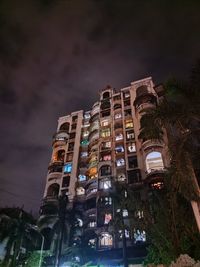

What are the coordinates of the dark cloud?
(0, 0, 200, 213)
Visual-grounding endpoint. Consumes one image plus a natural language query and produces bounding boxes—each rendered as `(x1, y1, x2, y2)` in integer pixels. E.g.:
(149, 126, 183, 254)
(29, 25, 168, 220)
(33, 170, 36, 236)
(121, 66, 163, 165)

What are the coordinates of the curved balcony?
(134, 93, 157, 111)
(48, 162, 63, 174)
(89, 138, 99, 150)
(114, 123, 123, 131)
(89, 131, 99, 142)
(52, 130, 69, 146)
(141, 139, 164, 152)
(91, 104, 100, 117)
(47, 171, 62, 181)
(100, 100, 111, 111)
(88, 160, 98, 170)
(145, 169, 165, 189)
(86, 188, 98, 199)
(89, 122, 99, 134)
(85, 208, 96, 216)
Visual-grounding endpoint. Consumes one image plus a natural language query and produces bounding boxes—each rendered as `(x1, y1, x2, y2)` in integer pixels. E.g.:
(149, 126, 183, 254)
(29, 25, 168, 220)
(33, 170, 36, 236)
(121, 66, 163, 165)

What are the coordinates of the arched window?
(59, 122, 70, 131)
(146, 151, 164, 173)
(99, 233, 113, 247)
(103, 91, 110, 99)
(115, 145, 124, 153)
(117, 173, 126, 181)
(136, 85, 148, 97)
(47, 183, 59, 198)
(56, 150, 65, 162)
(114, 103, 122, 110)
(115, 133, 123, 141)
(116, 158, 125, 167)
(76, 187, 85, 196)
(100, 165, 111, 176)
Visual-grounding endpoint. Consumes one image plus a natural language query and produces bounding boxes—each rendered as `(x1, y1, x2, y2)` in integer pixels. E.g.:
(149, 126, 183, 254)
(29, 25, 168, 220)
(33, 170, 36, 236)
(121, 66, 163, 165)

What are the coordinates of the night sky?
(0, 0, 200, 215)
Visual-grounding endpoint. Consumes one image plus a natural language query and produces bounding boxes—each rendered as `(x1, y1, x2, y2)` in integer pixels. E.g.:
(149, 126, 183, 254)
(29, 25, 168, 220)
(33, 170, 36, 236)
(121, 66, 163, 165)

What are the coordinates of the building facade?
(40, 77, 169, 264)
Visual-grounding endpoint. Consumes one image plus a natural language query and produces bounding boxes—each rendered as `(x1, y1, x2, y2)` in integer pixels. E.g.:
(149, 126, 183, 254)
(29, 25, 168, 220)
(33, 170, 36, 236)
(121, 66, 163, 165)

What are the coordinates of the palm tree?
(138, 65, 200, 231)
(38, 195, 80, 267)
(0, 207, 37, 267)
(110, 182, 146, 267)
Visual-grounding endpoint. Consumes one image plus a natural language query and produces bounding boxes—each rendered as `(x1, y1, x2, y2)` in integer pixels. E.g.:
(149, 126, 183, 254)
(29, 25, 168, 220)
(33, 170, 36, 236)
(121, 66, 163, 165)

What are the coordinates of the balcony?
(145, 169, 165, 189)
(141, 139, 163, 152)
(134, 93, 157, 112)
(52, 130, 69, 146)
(47, 171, 62, 181)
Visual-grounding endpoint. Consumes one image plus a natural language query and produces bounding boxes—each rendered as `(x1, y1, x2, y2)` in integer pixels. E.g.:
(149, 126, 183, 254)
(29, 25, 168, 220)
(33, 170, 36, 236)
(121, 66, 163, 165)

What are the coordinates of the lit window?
(83, 123, 90, 128)
(81, 139, 89, 146)
(101, 120, 109, 127)
(125, 119, 133, 129)
(103, 197, 112, 205)
(101, 128, 111, 138)
(128, 143, 136, 153)
(124, 91, 130, 98)
(81, 152, 88, 157)
(99, 233, 113, 247)
(115, 113, 122, 119)
(84, 113, 90, 119)
(126, 131, 135, 140)
(89, 221, 96, 228)
(116, 158, 125, 167)
(82, 131, 89, 137)
(76, 187, 85, 196)
(88, 167, 98, 178)
(104, 213, 112, 224)
(64, 163, 72, 173)
(102, 154, 111, 161)
(77, 218, 83, 227)
(102, 141, 111, 150)
(115, 145, 124, 153)
(117, 173, 126, 181)
(100, 179, 111, 190)
(135, 210, 144, 219)
(134, 230, 146, 243)
(119, 230, 130, 239)
(146, 151, 164, 173)
(123, 209, 128, 217)
(115, 133, 123, 141)
(78, 174, 86, 181)
(150, 181, 164, 190)
(88, 239, 96, 248)
(87, 188, 97, 196)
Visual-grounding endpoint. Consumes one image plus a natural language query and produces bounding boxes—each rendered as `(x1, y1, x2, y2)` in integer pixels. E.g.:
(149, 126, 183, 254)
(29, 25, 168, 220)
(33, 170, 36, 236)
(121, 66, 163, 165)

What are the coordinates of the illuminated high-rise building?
(40, 77, 169, 265)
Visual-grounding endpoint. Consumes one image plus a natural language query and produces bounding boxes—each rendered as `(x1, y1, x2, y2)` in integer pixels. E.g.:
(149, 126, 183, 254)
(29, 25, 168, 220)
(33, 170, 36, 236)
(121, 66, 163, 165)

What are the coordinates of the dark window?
(124, 100, 130, 106)
(62, 176, 70, 187)
(114, 103, 121, 110)
(103, 91, 110, 99)
(136, 85, 148, 97)
(71, 123, 77, 130)
(113, 95, 121, 100)
(69, 132, 76, 139)
(59, 122, 70, 131)
(127, 170, 141, 184)
(124, 109, 132, 117)
(100, 165, 111, 176)
(72, 115, 78, 122)
(49, 165, 63, 173)
(66, 153, 73, 162)
(68, 143, 74, 151)
(128, 156, 138, 169)
(102, 110, 110, 117)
